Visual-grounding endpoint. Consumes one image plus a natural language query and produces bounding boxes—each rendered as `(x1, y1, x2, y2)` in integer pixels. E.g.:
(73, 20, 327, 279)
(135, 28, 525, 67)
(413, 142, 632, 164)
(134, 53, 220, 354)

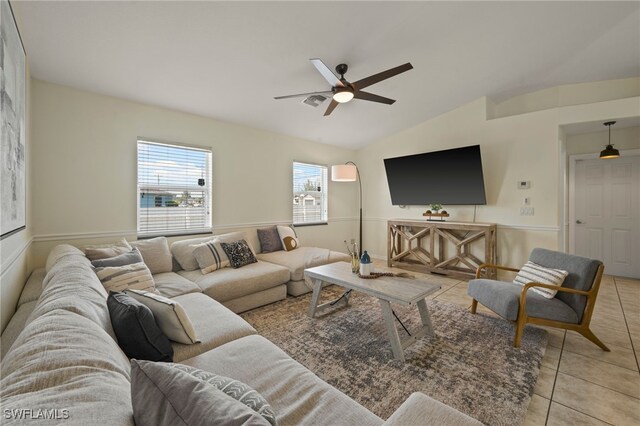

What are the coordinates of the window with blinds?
(137, 139, 212, 237)
(293, 162, 328, 225)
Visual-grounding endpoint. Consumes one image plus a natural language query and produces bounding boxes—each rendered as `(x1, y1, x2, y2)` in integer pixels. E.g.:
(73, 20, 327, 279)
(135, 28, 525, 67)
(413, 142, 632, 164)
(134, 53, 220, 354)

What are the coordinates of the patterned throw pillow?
(220, 240, 258, 269)
(193, 240, 230, 274)
(257, 226, 283, 253)
(277, 225, 299, 251)
(95, 262, 156, 293)
(168, 364, 277, 426)
(513, 261, 569, 299)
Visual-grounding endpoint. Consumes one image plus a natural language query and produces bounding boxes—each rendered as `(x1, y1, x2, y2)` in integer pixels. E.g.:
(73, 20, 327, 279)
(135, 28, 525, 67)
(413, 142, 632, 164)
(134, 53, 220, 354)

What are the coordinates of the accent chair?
(467, 248, 609, 351)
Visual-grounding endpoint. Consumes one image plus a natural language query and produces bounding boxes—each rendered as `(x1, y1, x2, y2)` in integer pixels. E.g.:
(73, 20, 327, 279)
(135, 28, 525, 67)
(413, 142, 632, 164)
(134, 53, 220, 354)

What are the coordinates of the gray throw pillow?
(221, 239, 258, 268)
(257, 226, 283, 253)
(131, 360, 272, 426)
(91, 248, 144, 268)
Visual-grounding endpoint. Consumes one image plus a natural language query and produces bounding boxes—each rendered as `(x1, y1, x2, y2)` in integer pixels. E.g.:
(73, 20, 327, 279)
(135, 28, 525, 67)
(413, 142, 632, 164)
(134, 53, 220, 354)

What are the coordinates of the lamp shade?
(599, 144, 620, 159)
(331, 164, 357, 181)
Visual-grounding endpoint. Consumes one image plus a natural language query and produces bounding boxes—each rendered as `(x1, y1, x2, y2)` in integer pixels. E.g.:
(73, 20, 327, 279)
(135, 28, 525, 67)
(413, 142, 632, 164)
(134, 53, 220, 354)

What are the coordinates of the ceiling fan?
(274, 59, 413, 116)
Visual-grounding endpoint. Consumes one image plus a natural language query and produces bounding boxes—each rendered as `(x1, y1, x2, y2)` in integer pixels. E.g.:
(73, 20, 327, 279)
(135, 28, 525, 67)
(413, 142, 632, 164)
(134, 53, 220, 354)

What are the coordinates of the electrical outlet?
(519, 207, 534, 216)
(350, 238, 355, 244)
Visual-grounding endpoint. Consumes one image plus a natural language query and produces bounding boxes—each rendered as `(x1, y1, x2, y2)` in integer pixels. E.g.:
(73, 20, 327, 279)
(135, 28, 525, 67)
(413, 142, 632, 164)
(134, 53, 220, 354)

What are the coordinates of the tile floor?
(377, 262, 640, 425)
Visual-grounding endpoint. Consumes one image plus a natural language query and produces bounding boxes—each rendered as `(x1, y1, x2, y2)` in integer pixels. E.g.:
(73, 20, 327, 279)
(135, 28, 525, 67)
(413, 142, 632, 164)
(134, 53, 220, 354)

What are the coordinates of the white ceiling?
(562, 117, 640, 135)
(13, 1, 640, 149)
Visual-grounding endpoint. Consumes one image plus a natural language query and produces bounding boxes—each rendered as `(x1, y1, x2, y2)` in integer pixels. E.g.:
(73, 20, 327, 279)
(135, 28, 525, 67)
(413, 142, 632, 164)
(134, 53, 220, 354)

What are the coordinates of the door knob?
(576, 220, 584, 224)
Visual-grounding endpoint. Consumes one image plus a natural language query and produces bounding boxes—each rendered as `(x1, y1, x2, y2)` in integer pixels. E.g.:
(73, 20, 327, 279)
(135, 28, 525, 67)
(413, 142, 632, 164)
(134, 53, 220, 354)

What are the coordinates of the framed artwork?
(1, 0, 26, 239)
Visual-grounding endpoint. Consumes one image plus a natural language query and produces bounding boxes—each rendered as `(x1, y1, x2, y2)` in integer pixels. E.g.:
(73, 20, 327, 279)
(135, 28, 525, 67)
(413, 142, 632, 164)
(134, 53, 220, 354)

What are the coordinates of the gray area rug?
(242, 287, 547, 425)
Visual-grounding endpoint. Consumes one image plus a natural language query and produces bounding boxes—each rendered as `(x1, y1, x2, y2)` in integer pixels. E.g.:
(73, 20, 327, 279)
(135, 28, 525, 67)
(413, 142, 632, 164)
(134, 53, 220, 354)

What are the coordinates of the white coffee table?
(304, 261, 441, 362)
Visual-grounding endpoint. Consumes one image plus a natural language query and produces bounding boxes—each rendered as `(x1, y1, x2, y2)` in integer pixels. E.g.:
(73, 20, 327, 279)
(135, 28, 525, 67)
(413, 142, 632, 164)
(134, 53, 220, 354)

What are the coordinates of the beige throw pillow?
(125, 289, 199, 344)
(95, 262, 156, 293)
(170, 236, 216, 271)
(130, 237, 173, 274)
(84, 238, 132, 261)
(513, 261, 569, 299)
(193, 240, 230, 274)
(277, 226, 299, 251)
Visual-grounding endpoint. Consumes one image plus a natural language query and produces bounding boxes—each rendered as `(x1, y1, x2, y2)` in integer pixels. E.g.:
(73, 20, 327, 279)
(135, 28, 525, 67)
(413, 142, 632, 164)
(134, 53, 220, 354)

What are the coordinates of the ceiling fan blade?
(353, 62, 413, 90)
(353, 91, 396, 105)
(274, 90, 333, 100)
(310, 58, 344, 87)
(324, 99, 339, 116)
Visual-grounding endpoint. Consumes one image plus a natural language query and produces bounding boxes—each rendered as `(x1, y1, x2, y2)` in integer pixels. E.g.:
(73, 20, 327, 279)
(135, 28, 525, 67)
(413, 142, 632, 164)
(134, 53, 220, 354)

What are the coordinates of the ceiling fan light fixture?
(599, 121, 620, 159)
(333, 89, 354, 103)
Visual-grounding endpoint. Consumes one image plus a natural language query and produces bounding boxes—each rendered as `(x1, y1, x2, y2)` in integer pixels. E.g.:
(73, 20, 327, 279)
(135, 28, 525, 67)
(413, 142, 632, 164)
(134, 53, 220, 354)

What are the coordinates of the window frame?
(136, 138, 213, 238)
(292, 161, 328, 227)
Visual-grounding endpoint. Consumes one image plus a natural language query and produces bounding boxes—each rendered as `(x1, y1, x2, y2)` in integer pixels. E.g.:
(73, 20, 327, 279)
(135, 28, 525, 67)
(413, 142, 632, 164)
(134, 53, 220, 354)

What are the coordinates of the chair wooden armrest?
(475, 263, 520, 278)
(521, 282, 590, 296)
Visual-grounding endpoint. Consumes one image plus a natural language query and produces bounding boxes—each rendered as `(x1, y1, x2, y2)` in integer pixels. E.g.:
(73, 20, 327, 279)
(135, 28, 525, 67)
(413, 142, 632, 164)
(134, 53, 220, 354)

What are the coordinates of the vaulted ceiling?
(13, 1, 640, 148)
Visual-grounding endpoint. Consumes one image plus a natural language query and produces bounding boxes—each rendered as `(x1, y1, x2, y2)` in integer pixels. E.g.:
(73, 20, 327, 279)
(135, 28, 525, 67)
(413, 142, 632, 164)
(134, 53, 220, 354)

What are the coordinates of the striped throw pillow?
(193, 240, 230, 274)
(95, 262, 156, 293)
(513, 261, 568, 299)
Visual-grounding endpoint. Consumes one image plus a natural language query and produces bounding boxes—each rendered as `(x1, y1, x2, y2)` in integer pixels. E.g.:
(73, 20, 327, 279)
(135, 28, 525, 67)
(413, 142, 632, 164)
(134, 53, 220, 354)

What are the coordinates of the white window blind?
(137, 139, 212, 237)
(293, 162, 328, 225)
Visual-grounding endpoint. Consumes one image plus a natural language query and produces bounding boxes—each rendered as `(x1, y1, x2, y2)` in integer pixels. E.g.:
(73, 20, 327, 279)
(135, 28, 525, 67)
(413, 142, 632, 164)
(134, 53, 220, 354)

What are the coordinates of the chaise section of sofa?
(181, 334, 384, 425)
(257, 246, 351, 296)
(178, 261, 289, 313)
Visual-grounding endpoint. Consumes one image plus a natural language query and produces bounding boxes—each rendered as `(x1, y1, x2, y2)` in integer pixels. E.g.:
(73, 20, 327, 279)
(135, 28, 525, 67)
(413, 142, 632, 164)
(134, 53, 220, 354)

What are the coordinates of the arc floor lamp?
(331, 162, 362, 256)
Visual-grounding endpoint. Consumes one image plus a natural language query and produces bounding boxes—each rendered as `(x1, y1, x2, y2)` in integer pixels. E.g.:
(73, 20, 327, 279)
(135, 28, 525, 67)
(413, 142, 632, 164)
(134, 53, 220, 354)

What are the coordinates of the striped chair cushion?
(513, 261, 569, 299)
(95, 262, 156, 293)
(193, 240, 230, 274)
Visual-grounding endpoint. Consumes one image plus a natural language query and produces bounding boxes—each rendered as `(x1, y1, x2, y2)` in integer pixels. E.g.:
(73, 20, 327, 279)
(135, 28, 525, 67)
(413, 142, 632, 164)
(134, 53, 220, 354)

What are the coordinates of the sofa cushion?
(152, 271, 202, 298)
(125, 289, 199, 345)
(178, 261, 289, 303)
(17, 267, 45, 307)
(107, 292, 174, 362)
(468, 279, 579, 323)
(170, 293, 257, 362)
(1, 310, 134, 426)
(130, 360, 270, 426)
(95, 262, 156, 293)
(193, 240, 230, 273)
(29, 249, 116, 338)
(257, 247, 350, 282)
(257, 226, 283, 253)
(383, 392, 482, 426)
(170, 235, 216, 271)
(90, 247, 143, 268)
(83, 238, 132, 261)
(1, 301, 37, 360)
(45, 244, 84, 272)
(221, 239, 258, 269)
(182, 335, 383, 426)
(130, 237, 173, 274)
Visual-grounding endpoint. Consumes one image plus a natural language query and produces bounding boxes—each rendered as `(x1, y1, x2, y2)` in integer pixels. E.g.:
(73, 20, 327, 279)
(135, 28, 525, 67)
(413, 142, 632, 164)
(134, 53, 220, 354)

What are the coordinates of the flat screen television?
(383, 145, 487, 205)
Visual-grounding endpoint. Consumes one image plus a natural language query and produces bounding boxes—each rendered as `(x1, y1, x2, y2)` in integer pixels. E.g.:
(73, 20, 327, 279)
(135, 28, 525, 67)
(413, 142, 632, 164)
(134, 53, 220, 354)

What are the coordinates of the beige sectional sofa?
(0, 244, 481, 425)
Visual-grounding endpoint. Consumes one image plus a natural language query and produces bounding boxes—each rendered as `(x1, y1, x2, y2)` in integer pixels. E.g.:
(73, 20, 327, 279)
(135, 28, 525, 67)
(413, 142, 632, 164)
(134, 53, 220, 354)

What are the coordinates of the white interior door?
(573, 155, 640, 278)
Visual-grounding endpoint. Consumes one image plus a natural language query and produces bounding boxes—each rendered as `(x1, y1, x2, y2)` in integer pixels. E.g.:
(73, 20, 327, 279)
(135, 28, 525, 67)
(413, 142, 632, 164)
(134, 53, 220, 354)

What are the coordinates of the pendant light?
(599, 121, 619, 159)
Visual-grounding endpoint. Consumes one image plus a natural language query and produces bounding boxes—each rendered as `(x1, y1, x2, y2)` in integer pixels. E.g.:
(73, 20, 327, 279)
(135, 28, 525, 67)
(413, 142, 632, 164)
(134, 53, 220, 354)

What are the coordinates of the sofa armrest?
(384, 392, 482, 426)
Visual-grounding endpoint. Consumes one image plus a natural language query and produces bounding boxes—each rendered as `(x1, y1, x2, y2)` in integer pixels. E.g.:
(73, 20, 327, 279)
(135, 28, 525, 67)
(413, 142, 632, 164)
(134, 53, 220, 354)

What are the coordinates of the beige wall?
(356, 84, 639, 268)
(27, 80, 359, 268)
(566, 126, 640, 156)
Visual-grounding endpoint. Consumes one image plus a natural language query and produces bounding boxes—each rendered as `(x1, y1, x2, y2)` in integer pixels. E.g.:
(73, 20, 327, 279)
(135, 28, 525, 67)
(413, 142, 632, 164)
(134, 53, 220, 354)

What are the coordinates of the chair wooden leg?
(580, 327, 610, 352)
(471, 299, 478, 314)
(513, 319, 525, 348)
